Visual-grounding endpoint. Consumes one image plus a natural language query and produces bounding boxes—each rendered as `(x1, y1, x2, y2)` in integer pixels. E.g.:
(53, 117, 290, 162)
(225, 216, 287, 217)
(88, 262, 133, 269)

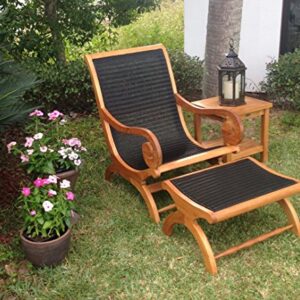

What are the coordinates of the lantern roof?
(218, 42, 246, 71)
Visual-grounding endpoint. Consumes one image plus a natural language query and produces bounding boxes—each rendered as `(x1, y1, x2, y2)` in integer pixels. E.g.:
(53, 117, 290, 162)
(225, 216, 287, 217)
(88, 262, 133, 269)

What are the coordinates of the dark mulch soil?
(0, 128, 29, 244)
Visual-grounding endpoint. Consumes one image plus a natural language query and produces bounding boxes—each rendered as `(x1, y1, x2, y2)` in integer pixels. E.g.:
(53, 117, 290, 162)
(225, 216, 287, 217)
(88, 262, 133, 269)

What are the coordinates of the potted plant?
(7, 109, 86, 190)
(19, 175, 75, 266)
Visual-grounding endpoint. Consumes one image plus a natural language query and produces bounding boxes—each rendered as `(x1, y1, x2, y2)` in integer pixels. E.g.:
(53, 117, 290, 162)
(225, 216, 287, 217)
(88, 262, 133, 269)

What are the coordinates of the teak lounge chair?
(85, 44, 243, 223)
(86, 44, 300, 274)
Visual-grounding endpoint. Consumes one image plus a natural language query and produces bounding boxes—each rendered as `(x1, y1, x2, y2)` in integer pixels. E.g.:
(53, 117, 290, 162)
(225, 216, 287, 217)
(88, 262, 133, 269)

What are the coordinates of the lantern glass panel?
(222, 72, 234, 100)
(235, 73, 241, 98)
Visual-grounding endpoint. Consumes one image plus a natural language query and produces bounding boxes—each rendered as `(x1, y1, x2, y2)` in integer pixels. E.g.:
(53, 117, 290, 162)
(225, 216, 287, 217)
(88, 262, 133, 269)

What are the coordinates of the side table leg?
(194, 114, 202, 142)
(261, 109, 270, 162)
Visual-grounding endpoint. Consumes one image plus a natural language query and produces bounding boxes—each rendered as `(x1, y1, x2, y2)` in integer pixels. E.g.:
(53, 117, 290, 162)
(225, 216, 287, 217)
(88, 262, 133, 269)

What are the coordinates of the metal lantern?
(218, 41, 246, 106)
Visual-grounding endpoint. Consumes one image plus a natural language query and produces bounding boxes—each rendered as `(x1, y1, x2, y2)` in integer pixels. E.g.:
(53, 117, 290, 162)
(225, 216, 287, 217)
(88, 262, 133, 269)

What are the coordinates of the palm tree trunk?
(203, 0, 243, 98)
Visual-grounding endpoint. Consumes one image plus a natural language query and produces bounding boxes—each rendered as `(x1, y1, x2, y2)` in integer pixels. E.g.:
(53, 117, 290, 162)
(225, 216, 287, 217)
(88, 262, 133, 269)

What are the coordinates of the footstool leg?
(279, 199, 300, 237)
(163, 210, 218, 275)
(162, 210, 184, 236)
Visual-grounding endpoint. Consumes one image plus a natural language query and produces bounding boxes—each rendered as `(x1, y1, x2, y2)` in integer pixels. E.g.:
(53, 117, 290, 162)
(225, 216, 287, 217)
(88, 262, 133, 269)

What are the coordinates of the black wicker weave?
(93, 49, 209, 170)
(171, 159, 297, 212)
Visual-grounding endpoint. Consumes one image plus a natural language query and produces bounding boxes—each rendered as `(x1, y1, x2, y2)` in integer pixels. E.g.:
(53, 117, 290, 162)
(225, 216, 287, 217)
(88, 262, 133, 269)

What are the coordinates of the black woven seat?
(171, 159, 297, 212)
(93, 49, 210, 170)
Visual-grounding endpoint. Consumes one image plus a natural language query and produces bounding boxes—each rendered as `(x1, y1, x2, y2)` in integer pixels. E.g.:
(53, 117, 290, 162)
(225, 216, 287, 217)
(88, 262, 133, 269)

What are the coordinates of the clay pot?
(20, 229, 71, 267)
(56, 169, 79, 191)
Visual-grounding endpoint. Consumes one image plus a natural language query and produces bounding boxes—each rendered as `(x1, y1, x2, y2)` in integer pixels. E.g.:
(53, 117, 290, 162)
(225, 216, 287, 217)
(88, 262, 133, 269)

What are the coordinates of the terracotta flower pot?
(20, 229, 71, 267)
(56, 169, 79, 191)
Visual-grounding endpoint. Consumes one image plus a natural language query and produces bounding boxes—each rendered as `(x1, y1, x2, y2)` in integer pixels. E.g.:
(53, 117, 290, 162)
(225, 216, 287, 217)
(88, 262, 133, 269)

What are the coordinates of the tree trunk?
(203, 0, 243, 98)
(44, 0, 66, 65)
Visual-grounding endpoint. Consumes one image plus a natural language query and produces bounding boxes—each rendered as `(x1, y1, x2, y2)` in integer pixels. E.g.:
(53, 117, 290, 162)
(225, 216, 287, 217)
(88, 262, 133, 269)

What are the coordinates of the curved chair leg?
(131, 179, 160, 223)
(105, 164, 117, 181)
(163, 210, 217, 275)
(279, 199, 300, 237)
(162, 210, 185, 236)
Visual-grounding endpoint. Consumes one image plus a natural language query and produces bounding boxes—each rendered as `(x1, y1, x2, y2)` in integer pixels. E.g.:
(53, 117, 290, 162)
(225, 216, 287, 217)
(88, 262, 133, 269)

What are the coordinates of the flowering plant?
(19, 175, 75, 240)
(7, 109, 86, 176)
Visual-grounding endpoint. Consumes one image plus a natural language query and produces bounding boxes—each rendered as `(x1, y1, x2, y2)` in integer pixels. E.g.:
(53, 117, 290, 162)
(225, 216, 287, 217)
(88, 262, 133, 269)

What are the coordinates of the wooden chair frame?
(162, 157, 300, 274)
(85, 44, 244, 223)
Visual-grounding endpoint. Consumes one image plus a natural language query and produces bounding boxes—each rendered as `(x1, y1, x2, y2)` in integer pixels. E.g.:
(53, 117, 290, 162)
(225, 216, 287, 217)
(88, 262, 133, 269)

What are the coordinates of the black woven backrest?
(93, 49, 192, 170)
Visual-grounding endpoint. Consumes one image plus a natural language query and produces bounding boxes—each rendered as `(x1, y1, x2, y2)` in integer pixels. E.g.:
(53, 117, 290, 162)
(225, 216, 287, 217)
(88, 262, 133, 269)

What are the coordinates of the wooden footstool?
(162, 157, 300, 275)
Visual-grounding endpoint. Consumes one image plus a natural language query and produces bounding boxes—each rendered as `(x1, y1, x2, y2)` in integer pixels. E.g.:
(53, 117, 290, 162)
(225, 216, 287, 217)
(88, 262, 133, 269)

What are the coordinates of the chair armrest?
(175, 93, 244, 146)
(101, 108, 163, 171)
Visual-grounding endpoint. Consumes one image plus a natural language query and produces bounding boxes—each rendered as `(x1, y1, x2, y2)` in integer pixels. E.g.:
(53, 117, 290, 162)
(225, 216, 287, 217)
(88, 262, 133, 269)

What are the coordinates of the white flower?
(34, 133, 43, 140)
(60, 119, 67, 125)
(49, 148, 54, 153)
(48, 175, 58, 184)
(48, 189, 57, 197)
(58, 148, 67, 159)
(26, 149, 34, 155)
(40, 146, 48, 153)
(68, 152, 78, 160)
(74, 159, 81, 166)
(42, 200, 54, 212)
(60, 179, 71, 189)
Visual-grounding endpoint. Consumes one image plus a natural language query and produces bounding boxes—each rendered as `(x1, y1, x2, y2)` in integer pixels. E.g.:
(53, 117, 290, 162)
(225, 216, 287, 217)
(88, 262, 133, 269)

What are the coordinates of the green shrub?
(262, 49, 300, 110)
(23, 0, 200, 112)
(169, 50, 203, 99)
(115, 0, 183, 50)
(24, 60, 95, 113)
(0, 52, 37, 132)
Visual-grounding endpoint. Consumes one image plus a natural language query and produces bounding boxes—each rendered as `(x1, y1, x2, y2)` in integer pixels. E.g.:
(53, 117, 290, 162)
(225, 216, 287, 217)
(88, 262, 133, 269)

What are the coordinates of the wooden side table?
(192, 96, 273, 162)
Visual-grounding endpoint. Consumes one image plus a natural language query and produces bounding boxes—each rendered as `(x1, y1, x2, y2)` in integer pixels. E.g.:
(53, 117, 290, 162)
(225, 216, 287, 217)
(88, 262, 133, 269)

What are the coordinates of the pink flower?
(62, 139, 69, 145)
(20, 154, 29, 163)
(22, 187, 31, 197)
(33, 178, 48, 188)
(30, 210, 36, 216)
(7, 141, 16, 153)
(29, 110, 44, 117)
(48, 189, 57, 197)
(68, 138, 81, 147)
(24, 137, 34, 148)
(48, 110, 63, 121)
(66, 191, 75, 201)
(43, 178, 50, 185)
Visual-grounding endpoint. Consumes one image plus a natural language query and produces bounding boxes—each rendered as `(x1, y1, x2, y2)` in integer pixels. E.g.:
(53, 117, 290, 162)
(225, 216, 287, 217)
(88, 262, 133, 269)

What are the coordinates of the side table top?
(192, 96, 273, 116)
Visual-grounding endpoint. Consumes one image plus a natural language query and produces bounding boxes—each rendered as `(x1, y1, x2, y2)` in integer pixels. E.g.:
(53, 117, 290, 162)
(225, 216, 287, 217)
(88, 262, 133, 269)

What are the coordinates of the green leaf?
(42, 161, 55, 175)
(42, 221, 52, 230)
(37, 217, 44, 225)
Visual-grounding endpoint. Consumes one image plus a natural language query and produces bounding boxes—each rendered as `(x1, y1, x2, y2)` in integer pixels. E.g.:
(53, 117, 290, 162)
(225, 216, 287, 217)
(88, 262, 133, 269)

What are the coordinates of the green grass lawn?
(1, 111, 300, 299)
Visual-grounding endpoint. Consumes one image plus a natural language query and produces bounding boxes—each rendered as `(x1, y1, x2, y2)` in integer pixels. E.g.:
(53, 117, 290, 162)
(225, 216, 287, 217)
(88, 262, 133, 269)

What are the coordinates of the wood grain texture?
(162, 210, 217, 275)
(192, 96, 273, 162)
(176, 93, 243, 146)
(162, 158, 300, 274)
(214, 224, 293, 259)
(85, 44, 242, 223)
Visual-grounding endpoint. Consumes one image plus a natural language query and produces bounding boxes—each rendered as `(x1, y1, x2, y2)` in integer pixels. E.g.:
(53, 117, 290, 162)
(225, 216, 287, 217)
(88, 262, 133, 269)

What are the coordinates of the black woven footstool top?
(170, 159, 297, 212)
